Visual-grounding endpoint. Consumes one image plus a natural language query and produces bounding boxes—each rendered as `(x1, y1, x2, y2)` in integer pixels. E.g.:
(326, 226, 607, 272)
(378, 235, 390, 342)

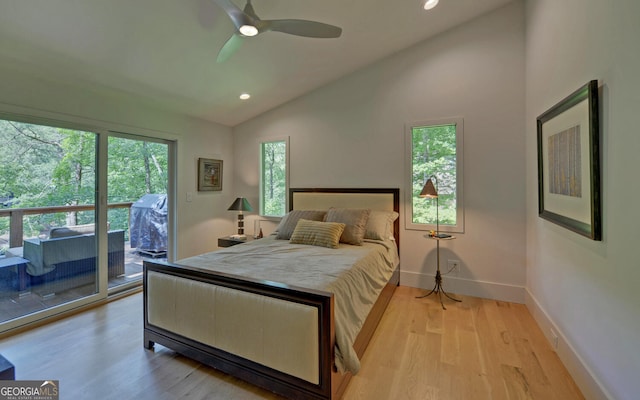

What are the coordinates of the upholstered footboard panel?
(147, 271, 320, 384)
(143, 261, 335, 400)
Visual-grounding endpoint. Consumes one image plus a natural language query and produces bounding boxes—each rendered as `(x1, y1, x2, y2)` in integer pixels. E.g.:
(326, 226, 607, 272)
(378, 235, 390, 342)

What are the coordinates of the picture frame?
(537, 80, 601, 240)
(198, 158, 223, 191)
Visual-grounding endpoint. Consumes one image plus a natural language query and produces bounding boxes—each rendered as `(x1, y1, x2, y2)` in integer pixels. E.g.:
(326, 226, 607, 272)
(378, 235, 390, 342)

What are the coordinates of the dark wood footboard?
(144, 260, 336, 400)
(143, 260, 399, 400)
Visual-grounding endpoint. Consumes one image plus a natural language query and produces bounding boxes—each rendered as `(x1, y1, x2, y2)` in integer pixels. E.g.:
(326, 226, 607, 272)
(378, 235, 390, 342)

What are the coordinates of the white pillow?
(364, 210, 399, 241)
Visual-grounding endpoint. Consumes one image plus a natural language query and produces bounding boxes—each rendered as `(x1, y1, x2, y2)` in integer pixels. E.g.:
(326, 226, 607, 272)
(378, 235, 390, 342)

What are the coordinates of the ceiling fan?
(213, 0, 343, 63)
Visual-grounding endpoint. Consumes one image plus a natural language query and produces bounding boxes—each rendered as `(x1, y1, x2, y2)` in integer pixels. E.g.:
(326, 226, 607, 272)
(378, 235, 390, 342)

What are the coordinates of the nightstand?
(218, 236, 254, 248)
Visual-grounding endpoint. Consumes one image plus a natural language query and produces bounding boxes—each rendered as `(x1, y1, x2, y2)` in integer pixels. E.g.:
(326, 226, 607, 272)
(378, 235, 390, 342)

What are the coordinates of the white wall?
(525, 1, 640, 399)
(233, 2, 527, 302)
(0, 64, 235, 259)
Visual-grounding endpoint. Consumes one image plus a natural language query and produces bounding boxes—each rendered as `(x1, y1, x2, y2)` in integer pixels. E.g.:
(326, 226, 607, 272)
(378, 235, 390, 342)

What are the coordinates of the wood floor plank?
(472, 300, 510, 400)
(0, 287, 584, 400)
(502, 364, 536, 400)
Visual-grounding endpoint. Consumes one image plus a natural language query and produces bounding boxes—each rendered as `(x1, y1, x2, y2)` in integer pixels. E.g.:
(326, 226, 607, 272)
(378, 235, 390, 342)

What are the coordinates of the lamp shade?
(419, 178, 438, 198)
(227, 197, 253, 212)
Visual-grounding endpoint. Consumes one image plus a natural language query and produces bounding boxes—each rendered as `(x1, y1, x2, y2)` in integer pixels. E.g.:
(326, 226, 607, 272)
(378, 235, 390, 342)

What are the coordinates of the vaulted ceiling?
(0, 0, 513, 126)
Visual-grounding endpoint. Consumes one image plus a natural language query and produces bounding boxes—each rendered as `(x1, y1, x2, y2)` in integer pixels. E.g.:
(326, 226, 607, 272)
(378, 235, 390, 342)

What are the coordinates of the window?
(259, 138, 289, 217)
(405, 118, 464, 233)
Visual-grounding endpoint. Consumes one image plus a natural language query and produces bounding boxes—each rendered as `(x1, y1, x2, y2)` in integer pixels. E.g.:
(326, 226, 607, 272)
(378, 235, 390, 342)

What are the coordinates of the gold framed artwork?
(536, 80, 601, 240)
(198, 158, 223, 191)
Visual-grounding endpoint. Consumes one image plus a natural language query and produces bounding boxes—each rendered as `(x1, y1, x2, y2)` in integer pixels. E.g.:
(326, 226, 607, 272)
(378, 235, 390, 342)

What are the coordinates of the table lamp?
(228, 197, 253, 236)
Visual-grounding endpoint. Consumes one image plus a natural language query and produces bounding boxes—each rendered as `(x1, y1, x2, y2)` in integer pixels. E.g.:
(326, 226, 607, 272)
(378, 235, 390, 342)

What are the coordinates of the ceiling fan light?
(239, 24, 258, 37)
(423, 0, 439, 10)
(239, 93, 251, 100)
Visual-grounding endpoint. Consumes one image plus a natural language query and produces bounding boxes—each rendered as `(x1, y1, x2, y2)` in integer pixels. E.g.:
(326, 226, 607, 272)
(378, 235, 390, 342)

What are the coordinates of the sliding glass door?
(107, 134, 169, 292)
(0, 118, 99, 327)
(0, 116, 174, 332)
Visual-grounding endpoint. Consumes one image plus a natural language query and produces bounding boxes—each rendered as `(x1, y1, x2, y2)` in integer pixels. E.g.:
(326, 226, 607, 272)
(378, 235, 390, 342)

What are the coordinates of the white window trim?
(404, 117, 464, 233)
(259, 136, 290, 217)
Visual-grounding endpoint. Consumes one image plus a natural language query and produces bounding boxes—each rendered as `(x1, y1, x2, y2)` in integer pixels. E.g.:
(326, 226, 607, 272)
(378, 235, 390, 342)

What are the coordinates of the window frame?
(259, 136, 289, 217)
(404, 117, 464, 233)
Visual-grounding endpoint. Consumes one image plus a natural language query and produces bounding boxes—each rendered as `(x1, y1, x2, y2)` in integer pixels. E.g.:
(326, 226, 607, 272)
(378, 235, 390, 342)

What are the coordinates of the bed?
(143, 188, 400, 399)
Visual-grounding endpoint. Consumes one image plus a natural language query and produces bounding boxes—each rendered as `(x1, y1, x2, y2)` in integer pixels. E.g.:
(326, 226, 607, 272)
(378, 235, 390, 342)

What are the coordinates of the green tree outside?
(0, 119, 167, 252)
(260, 140, 287, 217)
(411, 124, 457, 225)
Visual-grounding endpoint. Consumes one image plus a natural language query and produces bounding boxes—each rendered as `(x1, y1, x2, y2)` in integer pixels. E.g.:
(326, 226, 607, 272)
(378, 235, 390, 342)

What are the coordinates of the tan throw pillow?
(289, 219, 346, 249)
(364, 210, 399, 240)
(275, 210, 326, 240)
(324, 208, 371, 245)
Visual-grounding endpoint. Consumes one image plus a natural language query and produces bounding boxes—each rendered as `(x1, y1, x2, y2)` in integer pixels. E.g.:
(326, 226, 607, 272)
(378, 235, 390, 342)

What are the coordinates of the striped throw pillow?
(289, 219, 346, 249)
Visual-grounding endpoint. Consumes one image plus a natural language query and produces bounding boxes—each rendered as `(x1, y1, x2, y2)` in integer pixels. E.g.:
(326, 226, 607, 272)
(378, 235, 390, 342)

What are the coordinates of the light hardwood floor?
(0, 286, 583, 400)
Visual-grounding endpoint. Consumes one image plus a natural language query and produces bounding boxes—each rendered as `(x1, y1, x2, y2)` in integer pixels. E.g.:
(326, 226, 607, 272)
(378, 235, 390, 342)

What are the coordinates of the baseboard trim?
(525, 288, 613, 400)
(400, 271, 525, 303)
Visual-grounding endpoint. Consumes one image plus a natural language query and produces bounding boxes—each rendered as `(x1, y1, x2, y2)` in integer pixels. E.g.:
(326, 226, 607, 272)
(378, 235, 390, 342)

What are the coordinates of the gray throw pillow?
(324, 208, 371, 245)
(275, 210, 326, 240)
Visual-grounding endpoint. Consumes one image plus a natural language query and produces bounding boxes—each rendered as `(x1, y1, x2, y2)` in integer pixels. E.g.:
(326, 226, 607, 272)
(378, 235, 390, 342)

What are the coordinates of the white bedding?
(177, 235, 399, 374)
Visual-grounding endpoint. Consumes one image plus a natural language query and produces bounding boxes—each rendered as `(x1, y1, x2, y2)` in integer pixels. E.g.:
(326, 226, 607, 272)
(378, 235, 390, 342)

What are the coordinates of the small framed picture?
(537, 80, 601, 240)
(198, 158, 223, 191)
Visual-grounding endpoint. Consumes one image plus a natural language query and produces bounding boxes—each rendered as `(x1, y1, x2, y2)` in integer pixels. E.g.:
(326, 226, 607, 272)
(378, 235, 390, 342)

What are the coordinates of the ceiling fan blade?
(213, 0, 255, 31)
(260, 19, 342, 38)
(242, 0, 260, 20)
(217, 34, 244, 63)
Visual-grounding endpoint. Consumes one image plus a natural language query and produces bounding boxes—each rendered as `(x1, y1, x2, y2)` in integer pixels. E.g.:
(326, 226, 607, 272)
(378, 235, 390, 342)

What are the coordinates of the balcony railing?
(0, 203, 133, 248)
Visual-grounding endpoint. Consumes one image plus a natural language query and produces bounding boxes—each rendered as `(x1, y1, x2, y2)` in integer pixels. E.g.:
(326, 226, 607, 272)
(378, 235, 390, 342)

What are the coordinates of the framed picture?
(198, 158, 223, 191)
(537, 80, 601, 240)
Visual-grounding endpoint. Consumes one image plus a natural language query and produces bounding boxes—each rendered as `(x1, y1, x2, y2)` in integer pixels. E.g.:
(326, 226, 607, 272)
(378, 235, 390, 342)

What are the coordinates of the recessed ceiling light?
(423, 0, 439, 10)
(239, 93, 251, 100)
